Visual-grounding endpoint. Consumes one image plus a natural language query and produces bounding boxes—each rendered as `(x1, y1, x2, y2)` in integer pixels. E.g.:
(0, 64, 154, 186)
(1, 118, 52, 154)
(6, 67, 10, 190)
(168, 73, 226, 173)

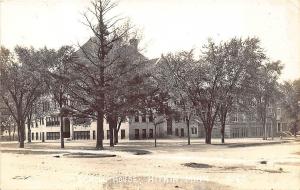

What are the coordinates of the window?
(134, 115, 139, 122)
(73, 117, 91, 126)
(43, 101, 50, 112)
(32, 133, 34, 140)
(73, 131, 90, 140)
(149, 129, 153, 138)
(277, 123, 281, 132)
(268, 107, 273, 114)
(107, 130, 110, 139)
(249, 114, 256, 121)
(142, 129, 146, 139)
(277, 108, 281, 118)
(181, 128, 184, 137)
(46, 117, 60, 126)
(191, 127, 197, 134)
(230, 115, 238, 122)
(36, 132, 38, 140)
(175, 128, 179, 136)
(46, 132, 60, 140)
(135, 129, 139, 139)
(142, 115, 146, 123)
(121, 129, 126, 139)
(232, 128, 239, 138)
(93, 130, 96, 140)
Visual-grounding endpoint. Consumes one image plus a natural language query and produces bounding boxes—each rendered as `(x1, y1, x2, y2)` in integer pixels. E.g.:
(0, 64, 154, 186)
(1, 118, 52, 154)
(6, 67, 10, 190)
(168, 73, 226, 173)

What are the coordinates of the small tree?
(43, 46, 75, 148)
(254, 61, 283, 140)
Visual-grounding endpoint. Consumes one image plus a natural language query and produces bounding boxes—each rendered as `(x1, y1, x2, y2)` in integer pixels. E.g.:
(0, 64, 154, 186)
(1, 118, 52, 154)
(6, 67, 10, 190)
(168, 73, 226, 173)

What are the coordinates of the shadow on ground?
(103, 176, 232, 190)
(63, 152, 116, 158)
(221, 141, 290, 148)
(1, 149, 68, 155)
(182, 162, 286, 174)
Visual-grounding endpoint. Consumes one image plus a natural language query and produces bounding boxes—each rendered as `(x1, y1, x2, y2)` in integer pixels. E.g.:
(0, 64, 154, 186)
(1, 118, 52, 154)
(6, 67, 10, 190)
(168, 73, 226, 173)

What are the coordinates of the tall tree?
(187, 40, 224, 144)
(0, 46, 46, 148)
(158, 51, 196, 145)
(68, 0, 144, 149)
(217, 38, 265, 143)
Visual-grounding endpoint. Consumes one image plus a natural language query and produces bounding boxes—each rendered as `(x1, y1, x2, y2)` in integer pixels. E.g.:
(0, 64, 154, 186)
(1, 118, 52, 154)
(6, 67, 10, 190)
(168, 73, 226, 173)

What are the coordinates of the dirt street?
(1, 138, 299, 190)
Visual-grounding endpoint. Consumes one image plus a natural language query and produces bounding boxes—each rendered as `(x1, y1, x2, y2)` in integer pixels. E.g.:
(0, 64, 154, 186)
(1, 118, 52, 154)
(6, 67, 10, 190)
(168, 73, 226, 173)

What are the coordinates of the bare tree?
(68, 0, 144, 149)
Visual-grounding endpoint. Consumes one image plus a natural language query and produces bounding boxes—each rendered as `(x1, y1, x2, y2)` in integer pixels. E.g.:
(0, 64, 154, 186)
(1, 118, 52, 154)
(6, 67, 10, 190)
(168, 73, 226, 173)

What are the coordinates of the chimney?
(129, 38, 138, 50)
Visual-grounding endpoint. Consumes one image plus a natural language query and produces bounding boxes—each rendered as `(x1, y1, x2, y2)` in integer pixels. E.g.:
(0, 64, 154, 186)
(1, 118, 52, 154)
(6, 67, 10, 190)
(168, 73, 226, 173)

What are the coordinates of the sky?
(0, 0, 299, 81)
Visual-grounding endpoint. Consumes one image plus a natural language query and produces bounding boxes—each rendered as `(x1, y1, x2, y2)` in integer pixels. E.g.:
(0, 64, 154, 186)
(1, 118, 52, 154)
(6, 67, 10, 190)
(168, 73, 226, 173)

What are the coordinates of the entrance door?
(63, 118, 70, 138)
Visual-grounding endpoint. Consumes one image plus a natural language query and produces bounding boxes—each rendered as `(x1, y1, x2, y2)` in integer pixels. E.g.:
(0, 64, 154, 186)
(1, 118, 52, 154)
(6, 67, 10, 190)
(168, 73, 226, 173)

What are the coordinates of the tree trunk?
(220, 115, 226, 144)
(205, 127, 212, 144)
(17, 124, 20, 142)
(13, 124, 16, 141)
(108, 115, 117, 147)
(60, 116, 64, 148)
(113, 127, 117, 145)
(8, 125, 11, 141)
(220, 111, 227, 144)
(96, 110, 104, 149)
(27, 120, 31, 143)
(187, 118, 190, 145)
(19, 121, 25, 148)
(271, 120, 274, 140)
(263, 119, 267, 140)
(221, 123, 225, 144)
(113, 125, 118, 145)
(114, 119, 122, 145)
(154, 124, 157, 147)
(111, 116, 118, 146)
(109, 126, 114, 147)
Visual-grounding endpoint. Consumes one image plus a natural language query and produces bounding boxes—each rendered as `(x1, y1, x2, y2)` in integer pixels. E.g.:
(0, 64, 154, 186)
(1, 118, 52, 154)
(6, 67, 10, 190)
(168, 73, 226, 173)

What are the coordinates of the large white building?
(25, 103, 289, 142)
